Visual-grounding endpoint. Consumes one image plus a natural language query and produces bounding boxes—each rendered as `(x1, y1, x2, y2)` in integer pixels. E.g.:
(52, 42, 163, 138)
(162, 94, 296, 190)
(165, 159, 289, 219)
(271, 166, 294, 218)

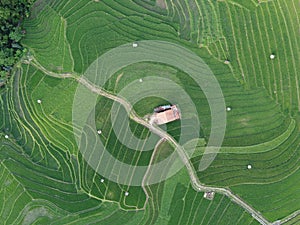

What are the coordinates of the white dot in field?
(125, 191, 129, 196)
(37, 99, 42, 104)
(270, 54, 275, 59)
(4, 135, 9, 139)
(100, 178, 104, 183)
(132, 42, 138, 48)
(97, 130, 102, 134)
(226, 107, 232, 112)
(247, 164, 252, 169)
(139, 78, 143, 83)
(224, 60, 230, 64)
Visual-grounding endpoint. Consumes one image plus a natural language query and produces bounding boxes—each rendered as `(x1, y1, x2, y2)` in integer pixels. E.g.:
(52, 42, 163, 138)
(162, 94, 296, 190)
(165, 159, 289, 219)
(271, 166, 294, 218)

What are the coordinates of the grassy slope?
(22, 5, 74, 73)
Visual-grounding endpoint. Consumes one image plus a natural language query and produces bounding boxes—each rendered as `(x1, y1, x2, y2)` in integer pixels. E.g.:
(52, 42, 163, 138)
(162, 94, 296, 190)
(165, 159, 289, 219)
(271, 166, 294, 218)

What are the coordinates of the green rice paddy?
(0, 0, 299, 224)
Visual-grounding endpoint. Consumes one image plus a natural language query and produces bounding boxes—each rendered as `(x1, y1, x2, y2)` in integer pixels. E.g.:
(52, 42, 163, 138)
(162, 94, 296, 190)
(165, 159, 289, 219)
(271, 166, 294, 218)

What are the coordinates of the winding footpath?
(29, 59, 297, 225)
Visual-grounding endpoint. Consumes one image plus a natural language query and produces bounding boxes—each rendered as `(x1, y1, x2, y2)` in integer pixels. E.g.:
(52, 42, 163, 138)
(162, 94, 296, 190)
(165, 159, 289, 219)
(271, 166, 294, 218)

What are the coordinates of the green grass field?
(0, 0, 299, 224)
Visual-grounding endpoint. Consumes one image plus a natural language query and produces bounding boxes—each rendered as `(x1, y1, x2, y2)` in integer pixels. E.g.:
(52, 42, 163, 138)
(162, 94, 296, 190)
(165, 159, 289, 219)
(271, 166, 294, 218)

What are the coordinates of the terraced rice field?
(0, 0, 299, 224)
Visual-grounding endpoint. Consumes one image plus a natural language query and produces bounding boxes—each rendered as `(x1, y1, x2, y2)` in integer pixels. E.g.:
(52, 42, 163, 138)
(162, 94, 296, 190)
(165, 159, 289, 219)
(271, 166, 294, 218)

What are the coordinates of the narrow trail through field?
(29, 58, 295, 225)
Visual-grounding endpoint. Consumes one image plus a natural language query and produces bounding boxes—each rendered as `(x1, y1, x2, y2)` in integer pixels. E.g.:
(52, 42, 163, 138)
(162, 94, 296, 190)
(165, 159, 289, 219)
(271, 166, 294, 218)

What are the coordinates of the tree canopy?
(0, 0, 34, 84)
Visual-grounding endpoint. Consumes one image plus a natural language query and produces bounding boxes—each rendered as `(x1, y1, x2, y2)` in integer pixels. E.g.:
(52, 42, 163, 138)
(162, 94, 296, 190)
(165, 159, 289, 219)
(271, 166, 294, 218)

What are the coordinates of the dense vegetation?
(0, 0, 33, 83)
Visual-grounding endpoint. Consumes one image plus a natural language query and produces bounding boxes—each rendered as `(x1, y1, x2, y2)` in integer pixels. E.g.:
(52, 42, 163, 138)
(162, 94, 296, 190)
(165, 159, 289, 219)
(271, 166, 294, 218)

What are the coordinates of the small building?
(151, 105, 181, 125)
(154, 104, 171, 113)
(203, 191, 215, 200)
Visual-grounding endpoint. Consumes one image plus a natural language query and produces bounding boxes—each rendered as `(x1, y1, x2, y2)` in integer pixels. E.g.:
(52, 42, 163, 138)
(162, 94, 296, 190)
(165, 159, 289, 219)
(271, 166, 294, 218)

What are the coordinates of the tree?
(0, 0, 33, 84)
(9, 28, 24, 42)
